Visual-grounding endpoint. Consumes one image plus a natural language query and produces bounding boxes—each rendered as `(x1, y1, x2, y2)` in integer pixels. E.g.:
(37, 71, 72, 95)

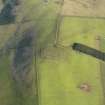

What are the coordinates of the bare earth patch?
(78, 83, 91, 92)
(61, 0, 105, 17)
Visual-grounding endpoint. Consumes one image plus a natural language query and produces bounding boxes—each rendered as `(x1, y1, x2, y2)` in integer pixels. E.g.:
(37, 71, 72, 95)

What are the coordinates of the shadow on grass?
(72, 43, 105, 61)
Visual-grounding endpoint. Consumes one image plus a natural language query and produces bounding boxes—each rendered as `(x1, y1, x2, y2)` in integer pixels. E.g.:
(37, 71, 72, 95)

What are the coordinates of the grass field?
(0, 0, 62, 105)
(38, 17, 105, 105)
(0, 0, 105, 105)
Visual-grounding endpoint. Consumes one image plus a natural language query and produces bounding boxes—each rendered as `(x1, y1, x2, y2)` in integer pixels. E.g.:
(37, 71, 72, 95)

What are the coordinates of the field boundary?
(54, 0, 64, 46)
(62, 15, 105, 20)
(99, 37, 105, 105)
(54, 14, 105, 48)
(34, 1, 66, 105)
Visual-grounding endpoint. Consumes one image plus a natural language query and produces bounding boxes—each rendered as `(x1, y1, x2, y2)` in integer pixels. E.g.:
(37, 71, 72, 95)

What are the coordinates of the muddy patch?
(78, 83, 91, 92)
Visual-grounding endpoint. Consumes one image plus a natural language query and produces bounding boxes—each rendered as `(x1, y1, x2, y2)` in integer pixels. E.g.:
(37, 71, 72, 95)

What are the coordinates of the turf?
(0, 0, 105, 105)
(38, 17, 105, 105)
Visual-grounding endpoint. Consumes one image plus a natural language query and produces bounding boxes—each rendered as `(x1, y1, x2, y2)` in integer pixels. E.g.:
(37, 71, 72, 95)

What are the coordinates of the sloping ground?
(0, 0, 62, 105)
(0, 0, 105, 105)
(61, 0, 105, 17)
(38, 17, 105, 105)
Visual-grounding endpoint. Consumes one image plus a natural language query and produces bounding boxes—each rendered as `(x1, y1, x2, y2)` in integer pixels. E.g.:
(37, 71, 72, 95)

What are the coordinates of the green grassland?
(38, 17, 105, 105)
(0, 0, 62, 105)
(0, 0, 105, 105)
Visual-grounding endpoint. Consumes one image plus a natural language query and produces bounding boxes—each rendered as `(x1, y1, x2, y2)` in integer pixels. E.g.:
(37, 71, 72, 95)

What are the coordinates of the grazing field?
(0, 0, 105, 105)
(38, 17, 105, 105)
(0, 55, 14, 105)
(0, 0, 62, 105)
(62, 0, 105, 17)
(58, 17, 105, 46)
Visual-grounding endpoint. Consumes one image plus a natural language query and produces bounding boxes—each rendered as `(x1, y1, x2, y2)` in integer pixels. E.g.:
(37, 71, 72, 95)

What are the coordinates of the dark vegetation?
(0, 1, 62, 104)
(2, 0, 20, 5)
(11, 28, 39, 105)
(0, 4, 15, 24)
(72, 43, 105, 61)
(12, 28, 34, 84)
(0, 0, 20, 25)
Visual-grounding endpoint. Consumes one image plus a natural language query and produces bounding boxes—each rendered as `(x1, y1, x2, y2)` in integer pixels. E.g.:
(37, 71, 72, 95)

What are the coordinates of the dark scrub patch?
(10, 0, 20, 6)
(2, 0, 6, 4)
(72, 43, 105, 61)
(0, 4, 15, 24)
(2, 0, 20, 5)
(0, 0, 20, 25)
(12, 28, 35, 85)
